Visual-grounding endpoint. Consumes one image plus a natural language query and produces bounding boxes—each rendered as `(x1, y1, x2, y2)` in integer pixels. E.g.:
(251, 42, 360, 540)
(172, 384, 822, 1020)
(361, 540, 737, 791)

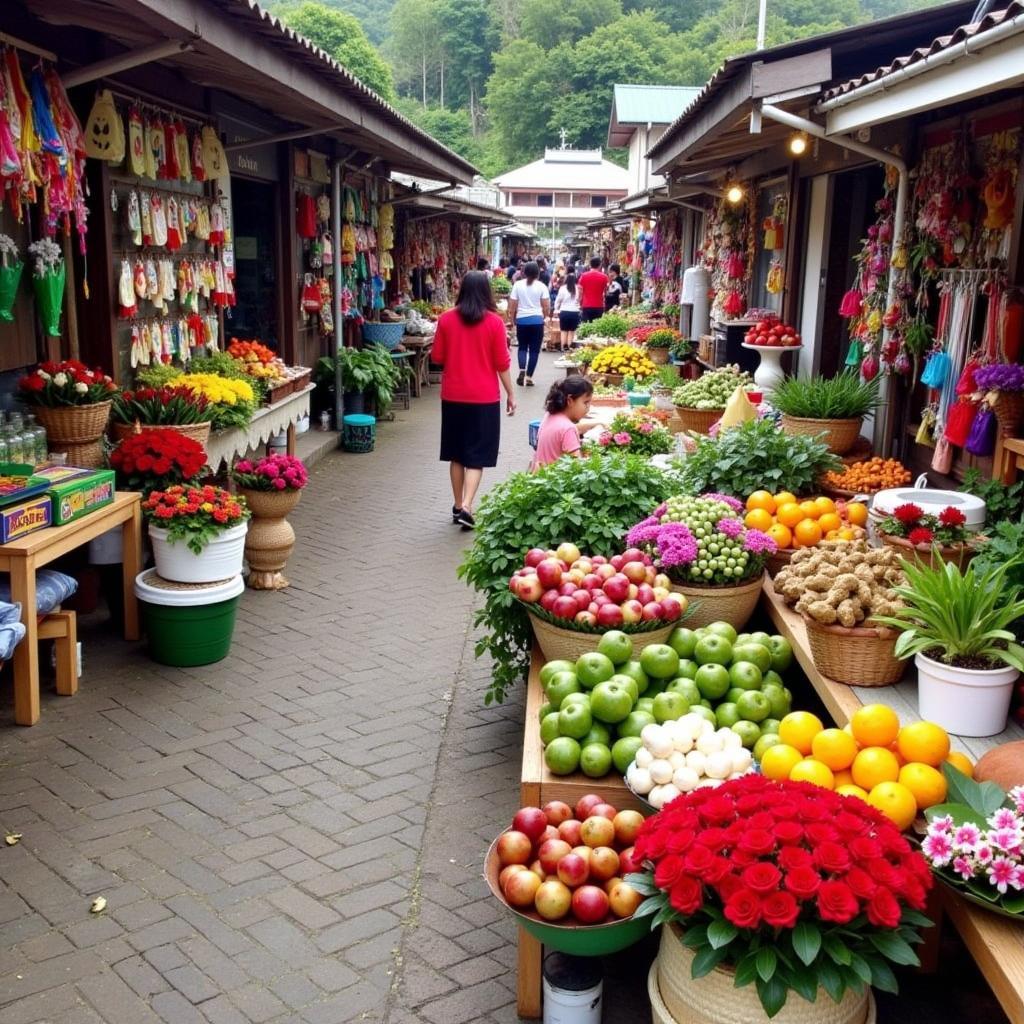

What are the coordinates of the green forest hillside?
(268, 0, 938, 177)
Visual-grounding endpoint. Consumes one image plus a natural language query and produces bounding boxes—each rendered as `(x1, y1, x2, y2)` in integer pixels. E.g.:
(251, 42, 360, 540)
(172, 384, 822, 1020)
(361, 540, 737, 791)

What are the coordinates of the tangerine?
(773, 491, 798, 510)
(845, 502, 869, 527)
(814, 497, 837, 517)
(833, 769, 855, 788)
(760, 743, 803, 782)
(811, 728, 858, 770)
(898, 763, 948, 810)
(793, 519, 823, 547)
(851, 746, 901, 790)
(776, 502, 804, 529)
(836, 783, 870, 801)
(746, 491, 777, 514)
(744, 508, 775, 532)
(778, 711, 824, 755)
(867, 781, 917, 830)
(789, 759, 835, 789)
(837, 528, 856, 541)
(817, 512, 842, 534)
(945, 751, 974, 778)
(896, 721, 950, 768)
(798, 500, 820, 520)
(850, 703, 900, 747)
(767, 523, 793, 550)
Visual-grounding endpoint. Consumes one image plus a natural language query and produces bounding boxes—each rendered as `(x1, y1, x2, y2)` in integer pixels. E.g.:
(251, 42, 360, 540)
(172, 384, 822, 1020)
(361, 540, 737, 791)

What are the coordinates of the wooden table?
(2, 492, 142, 726)
(203, 385, 313, 471)
(518, 645, 646, 1018)
(761, 578, 1024, 1024)
(399, 336, 434, 397)
(998, 437, 1024, 484)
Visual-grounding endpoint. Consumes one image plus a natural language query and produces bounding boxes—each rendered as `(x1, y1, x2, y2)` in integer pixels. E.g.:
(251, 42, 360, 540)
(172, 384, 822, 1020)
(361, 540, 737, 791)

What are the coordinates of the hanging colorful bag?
(0, 236, 23, 322)
(954, 357, 981, 396)
(931, 435, 953, 474)
(944, 398, 979, 447)
(915, 406, 937, 448)
(844, 338, 863, 368)
(301, 274, 321, 314)
(920, 350, 952, 389)
(838, 287, 863, 318)
(33, 261, 65, 337)
(965, 405, 998, 457)
(296, 194, 317, 239)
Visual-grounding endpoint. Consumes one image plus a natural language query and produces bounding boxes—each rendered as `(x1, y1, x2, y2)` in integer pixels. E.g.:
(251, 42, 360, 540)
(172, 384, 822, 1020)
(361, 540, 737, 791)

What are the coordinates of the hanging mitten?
(130, 325, 144, 368)
(191, 131, 206, 181)
(175, 122, 192, 183)
(209, 202, 225, 245)
(127, 106, 145, 176)
(195, 202, 210, 240)
(145, 258, 159, 304)
(318, 278, 333, 333)
(126, 190, 141, 246)
(166, 197, 182, 250)
(150, 194, 167, 246)
(164, 120, 180, 179)
(133, 259, 147, 298)
(118, 260, 137, 318)
(140, 191, 153, 246)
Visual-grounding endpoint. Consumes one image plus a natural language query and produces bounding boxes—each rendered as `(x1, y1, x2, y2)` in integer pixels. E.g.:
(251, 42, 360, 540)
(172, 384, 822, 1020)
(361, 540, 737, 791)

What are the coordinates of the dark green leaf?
(817, 960, 844, 1003)
(756, 946, 777, 983)
(848, 953, 873, 985)
(869, 958, 899, 994)
(822, 934, 852, 966)
(1002, 893, 1024, 914)
(691, 944, 730, 979)
(633, 894, 664, 920)
(792, 922, 821, 966)
(755, 974, 789, 1018)
(787, 963, 819, 1003)
(869, 931, 920, 967)
(623, 872, 657, 896)
(734, 952, 759, 988)
(899, 908, 933, 930)
(707, 920, 738, 950)
(681, 923, 708, 949)
(653, 903, 677, 927)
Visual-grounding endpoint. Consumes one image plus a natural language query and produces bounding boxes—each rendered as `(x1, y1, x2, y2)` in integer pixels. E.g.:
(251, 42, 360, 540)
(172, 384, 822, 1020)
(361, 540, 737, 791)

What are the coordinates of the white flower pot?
(916, 652, 1019, 737)
(148, 522, 248, 584)
(88, 526, 124, 565)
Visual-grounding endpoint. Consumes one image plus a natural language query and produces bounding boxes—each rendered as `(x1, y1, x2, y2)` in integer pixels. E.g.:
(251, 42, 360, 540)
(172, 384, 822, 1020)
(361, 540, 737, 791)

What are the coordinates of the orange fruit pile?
(822, 457, 912, 494)
(759, 704, 969, 830)
(743, 491, 868, 550)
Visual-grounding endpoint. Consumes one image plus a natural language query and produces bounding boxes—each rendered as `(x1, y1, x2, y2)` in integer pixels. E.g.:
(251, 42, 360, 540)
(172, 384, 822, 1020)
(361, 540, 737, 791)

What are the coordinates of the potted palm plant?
(771, 372, 881, 455)
(873, 559, 1024, 737)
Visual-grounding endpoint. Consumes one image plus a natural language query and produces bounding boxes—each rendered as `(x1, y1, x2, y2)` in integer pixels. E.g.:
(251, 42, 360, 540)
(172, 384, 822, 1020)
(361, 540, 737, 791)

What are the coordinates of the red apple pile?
(508, 542, 686, 629)
(744, 318, 801, 347)
(494, 795, 646, 924)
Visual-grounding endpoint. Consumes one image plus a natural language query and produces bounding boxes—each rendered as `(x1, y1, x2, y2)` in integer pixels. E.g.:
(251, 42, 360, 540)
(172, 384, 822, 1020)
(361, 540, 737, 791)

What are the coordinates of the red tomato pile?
(745, 318, 801, 347)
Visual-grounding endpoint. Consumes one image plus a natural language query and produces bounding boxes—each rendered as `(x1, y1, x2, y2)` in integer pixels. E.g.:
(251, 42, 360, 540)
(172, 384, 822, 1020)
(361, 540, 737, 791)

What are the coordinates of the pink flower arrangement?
(231, 454, 308, 492)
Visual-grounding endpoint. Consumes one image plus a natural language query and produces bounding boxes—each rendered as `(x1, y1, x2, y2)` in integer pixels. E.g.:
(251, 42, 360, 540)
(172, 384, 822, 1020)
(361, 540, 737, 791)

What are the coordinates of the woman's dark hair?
(609, 263, 620, 274)
(454, 271, 497, 324)
(545, 375, 593, 413)
(565, 272, 576, 297)
(524, 261, 540, 283)
(476, 256, 489, 271)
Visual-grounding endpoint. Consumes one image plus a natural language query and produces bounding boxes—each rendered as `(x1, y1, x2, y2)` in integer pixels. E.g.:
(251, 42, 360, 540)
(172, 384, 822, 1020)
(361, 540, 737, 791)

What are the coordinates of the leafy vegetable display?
(771, 372, 882, 420)
(678, 419, 839, 500)
(458, 453, 681, 704)
(672, 366, 751, 410)
(577, 313, 630, 340)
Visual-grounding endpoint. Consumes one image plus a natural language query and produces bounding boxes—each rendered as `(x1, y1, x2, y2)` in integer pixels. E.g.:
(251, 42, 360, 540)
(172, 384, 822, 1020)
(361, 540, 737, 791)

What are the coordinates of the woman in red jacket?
(432, 271, 517, 529)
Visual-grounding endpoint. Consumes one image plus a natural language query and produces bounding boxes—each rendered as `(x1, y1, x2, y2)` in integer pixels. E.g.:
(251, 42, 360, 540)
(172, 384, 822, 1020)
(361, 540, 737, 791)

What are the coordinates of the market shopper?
(578, 256, 609, 322)
(605, 263, 623, 310)
(432, 271, 517, 529)
(508, 261, 551, 387)
(553, 272, 582, 351)
(531, 375, 595, 470)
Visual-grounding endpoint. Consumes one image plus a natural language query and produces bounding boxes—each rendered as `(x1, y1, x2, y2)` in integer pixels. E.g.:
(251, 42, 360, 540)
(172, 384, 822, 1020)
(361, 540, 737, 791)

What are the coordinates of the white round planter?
(741, 342, 802, 394)
(916, 652, 1019, 737)
(148, 522, 248, 584)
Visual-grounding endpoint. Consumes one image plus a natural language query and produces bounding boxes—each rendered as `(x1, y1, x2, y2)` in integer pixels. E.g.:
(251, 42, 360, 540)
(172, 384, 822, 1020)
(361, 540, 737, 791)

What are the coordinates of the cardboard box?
(45, 469, 115, 525)
(0, 495, 53, 542)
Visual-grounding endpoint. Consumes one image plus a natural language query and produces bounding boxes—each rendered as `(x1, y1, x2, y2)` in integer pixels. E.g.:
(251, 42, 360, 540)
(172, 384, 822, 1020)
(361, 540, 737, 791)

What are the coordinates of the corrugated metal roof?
(822, 0, 1024, 100)
(612, 85, 701, 126)
(493, 152, 630, 191)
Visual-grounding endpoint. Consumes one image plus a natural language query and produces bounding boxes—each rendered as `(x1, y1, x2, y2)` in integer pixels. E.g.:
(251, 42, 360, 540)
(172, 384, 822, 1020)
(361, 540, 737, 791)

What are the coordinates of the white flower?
(52, 372, 68, 387)
(37, 370, 50, 381)
(74, 382, 88, 394)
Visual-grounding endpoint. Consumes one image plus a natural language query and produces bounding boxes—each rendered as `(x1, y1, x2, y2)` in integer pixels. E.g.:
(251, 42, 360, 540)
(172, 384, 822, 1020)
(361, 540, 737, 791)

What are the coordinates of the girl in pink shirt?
(532, 376, 594, 470)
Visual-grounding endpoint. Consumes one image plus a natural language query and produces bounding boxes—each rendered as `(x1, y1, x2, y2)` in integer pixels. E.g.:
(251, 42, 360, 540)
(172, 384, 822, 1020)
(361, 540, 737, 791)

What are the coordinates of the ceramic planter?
(148, 521, 248, 584)
(916, 652, 1019, 737)
(238, 487, 301, 591)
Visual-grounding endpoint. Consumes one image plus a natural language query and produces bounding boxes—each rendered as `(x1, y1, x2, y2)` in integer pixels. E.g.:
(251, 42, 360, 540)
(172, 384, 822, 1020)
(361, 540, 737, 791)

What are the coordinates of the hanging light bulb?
(726, 184, 744, 204)
(788, 133, 808, 156)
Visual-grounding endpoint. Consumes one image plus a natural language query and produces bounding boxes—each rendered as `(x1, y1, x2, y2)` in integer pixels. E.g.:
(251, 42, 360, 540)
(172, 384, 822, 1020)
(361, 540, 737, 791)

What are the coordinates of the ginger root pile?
(774, 541, 905, 628)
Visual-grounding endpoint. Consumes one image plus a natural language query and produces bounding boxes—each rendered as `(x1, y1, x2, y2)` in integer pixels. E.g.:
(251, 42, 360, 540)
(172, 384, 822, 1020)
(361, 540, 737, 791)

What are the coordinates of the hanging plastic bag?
(839, 288, 863, 318)
(915, 406, 937, 447)
(921, 350, 952, 389)
(33, 261, 65, 336)
(931, 436, 953, 474)
(944, 398, 979, 447)
(301, 274, 321, 314)
(954, 358, 981, 396)
(0, 255, 24, 321)
(965, 406, 998, 456)
(844, 339, 863, 368)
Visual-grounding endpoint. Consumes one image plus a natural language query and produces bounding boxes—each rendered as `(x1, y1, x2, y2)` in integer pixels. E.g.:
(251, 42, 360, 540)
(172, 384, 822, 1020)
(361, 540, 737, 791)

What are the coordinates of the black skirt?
(440, 400, 501, 468)
(559, 311, 581, 332)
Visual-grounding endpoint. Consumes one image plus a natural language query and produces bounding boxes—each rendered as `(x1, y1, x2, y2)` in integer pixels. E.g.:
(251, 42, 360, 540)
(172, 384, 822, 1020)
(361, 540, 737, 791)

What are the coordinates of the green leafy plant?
(457, 453, 681, 704)
(873, 558, 1024, 671)
(972, 521, 1024, 639)
(771, 372, 882, 420)
(661, 303, 680, 324)
(577, 313, 630, 340)
(645, 328, 679, 349)
(961, 468, 1024, 524)
(679, 418, 839, 499)
(670, 338, 692, 361)
(586, 412, 673, 457)
(653, 365, 683, 391)
(137, 364, 184, 389)
(490, 275, 512, 296)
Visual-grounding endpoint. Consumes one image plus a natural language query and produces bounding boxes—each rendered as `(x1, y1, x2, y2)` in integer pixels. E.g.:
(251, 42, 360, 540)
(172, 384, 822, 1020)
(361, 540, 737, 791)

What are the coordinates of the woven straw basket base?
(652, 924, 874, 1024)
(673, 406, 721, 435)
(780, 415, 863, 455)
(111, 421, 212, 450)
(804, 615, 905, 687)
(529, 614, 675, 663)
(670, 576, 763, 630)
(51, 439, 104, 468)
(34, 400, 112, 445)
(878, 533, 976, 573)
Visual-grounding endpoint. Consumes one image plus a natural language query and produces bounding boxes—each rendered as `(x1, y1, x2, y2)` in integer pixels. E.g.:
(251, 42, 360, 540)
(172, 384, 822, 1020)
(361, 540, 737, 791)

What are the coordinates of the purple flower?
(701, 492, 743, 512)
(626, 516, 662, 548)
(975, 363, 1024, 392)
(613, 432, 631, 446)
(716, 517, 744, 539)
(653, 502, 668, 519)
(655, 523, 699, 568)
(743, 529, 777, 555)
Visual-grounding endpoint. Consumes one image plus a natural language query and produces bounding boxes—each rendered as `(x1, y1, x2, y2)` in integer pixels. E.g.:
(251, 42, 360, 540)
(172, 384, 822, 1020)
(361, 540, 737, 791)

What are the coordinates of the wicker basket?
(672, 405, 722, 434)
(804, 616, 905, 687)
(111, 421, 212, 449)
(528, 613, 674, 663)
(780, 414, 863, 455)
(670, 575, 763, 630)
(878, 532, 977, 573)
(654, 923, 873, 1024)
(647, 347, 671, 365)
(765, 547, 795, 577)
(35, 400, 112, 445)
(992, 392, 1024, 437)
(56, 439, 104, 468)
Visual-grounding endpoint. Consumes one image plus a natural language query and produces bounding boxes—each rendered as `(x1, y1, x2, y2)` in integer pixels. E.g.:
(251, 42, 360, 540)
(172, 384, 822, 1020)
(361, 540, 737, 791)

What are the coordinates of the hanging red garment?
(945, 399, 979, 447)
(296, 193, 317, 238)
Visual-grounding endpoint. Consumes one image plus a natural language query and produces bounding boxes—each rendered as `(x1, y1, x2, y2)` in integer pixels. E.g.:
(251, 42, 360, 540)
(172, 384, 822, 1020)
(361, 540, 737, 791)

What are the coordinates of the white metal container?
(916, 653, 1018, 737)
(148, 522, 248, 584)
(543, 954, 602, 1024)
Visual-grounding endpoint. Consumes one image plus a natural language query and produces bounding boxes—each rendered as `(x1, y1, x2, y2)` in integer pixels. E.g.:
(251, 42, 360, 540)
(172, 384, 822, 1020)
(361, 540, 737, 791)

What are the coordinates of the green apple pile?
(539, 624, 795, 779)
(671, 366, 752, 410)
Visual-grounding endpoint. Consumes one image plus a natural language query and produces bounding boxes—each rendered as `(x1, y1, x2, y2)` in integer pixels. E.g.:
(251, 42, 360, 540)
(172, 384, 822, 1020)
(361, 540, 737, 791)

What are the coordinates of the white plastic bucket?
(543, 953, 602, 1024)
(88, 526, 124, 565)
(148, 522, 248, 584)
(916, 653, 1019, 737)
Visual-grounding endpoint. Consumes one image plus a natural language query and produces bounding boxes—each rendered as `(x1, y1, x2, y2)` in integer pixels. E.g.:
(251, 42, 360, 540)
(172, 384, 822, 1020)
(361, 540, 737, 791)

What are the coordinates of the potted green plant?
(873, 559, 1024, 737)
(771, 372, 882, 455)
(645, 328, 679, 366)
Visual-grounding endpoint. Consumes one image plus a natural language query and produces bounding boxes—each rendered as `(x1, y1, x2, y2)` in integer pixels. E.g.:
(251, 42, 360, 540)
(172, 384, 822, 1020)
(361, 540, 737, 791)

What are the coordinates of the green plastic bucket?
(135, 570, 244, 667)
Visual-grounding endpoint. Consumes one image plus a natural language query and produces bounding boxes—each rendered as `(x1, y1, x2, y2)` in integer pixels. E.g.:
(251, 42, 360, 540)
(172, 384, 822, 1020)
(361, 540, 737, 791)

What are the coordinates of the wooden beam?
(750, 49, 832, 99)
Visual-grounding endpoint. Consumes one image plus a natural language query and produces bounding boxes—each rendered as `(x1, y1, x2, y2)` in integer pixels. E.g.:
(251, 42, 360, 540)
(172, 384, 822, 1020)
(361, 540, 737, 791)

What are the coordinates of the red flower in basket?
(892, 503, 923, 525)
(110, 428, 207, 493)
(907, 526, 934, 546)
(18, 360, 118, 406)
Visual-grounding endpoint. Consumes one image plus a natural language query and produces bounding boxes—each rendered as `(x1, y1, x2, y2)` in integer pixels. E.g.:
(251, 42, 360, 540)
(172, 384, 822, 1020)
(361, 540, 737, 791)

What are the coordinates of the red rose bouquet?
(231, 454, 308, 492)
(111, 387, 210, 426)
(110, 428, 207, 492)
(143, 485, 249, 555)
(627, 775, 932, 1017)
(18, 360, 118, 406)
(878, 503, 970, 547)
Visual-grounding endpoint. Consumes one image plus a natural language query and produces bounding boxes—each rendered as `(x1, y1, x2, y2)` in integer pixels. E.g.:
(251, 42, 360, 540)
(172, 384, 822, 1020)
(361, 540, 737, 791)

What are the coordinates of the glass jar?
(5, 427, 25, 465)
(25, 414, 47, 465)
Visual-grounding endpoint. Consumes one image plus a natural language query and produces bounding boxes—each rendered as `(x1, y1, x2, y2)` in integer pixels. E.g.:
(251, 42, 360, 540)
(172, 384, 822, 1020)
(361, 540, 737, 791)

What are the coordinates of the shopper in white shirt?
(553, 273, 582, 352)
(508, 261, 551, 386)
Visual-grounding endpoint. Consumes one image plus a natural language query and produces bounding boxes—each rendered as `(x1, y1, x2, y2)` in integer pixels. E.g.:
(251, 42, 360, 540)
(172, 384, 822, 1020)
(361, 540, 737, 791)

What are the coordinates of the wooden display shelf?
(761, 579, 1024, 1024)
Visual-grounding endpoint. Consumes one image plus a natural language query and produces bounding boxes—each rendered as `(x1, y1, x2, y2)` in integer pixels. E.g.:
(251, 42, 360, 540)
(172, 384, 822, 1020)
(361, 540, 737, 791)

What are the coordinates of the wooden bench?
(38, 609, 77, 696)
(997, 437, 1024, 484)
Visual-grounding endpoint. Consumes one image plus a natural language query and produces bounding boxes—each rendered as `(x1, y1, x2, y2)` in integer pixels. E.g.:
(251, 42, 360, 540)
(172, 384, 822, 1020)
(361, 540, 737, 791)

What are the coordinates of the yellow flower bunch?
(590, 344, 656, 378)
(174, 373, 255, 407)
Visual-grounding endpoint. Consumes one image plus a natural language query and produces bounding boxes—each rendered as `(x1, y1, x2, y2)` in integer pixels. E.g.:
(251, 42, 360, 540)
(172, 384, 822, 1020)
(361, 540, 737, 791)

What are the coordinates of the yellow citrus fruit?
(746, 491, 777, 514)
(778, 711, 824, 755)
(833, 769, 855, 788)
(776, 502, 804, 529)
(790, 759, 835, 789)
(896, 721, 950, 768)
(945, 751, 974, 778)
(760, 743, 804, 782)
(767, 523, 793, 550)
(811, 728, 859, 771)
(837, 528, 856, 540)
(898, 763, 948, 811)
(744, 508, 775, 532)
(773, 491, 797, 510)
(867, 781, 918, 830)
(817, 512, 842, 534)
(852, 746, 901, 790)
(799, 500, 820, 520)
(814, 496, 837, 517)
(794, 519, 823, 547)
(850, 704, 900, 748)
(846, 502, 869, 527)
(836, 783, 870, 801)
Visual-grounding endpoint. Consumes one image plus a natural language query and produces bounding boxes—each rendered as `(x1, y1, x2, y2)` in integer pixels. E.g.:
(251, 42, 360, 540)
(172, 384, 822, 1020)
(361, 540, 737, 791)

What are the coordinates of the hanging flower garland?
(701, 191, 752, 321)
